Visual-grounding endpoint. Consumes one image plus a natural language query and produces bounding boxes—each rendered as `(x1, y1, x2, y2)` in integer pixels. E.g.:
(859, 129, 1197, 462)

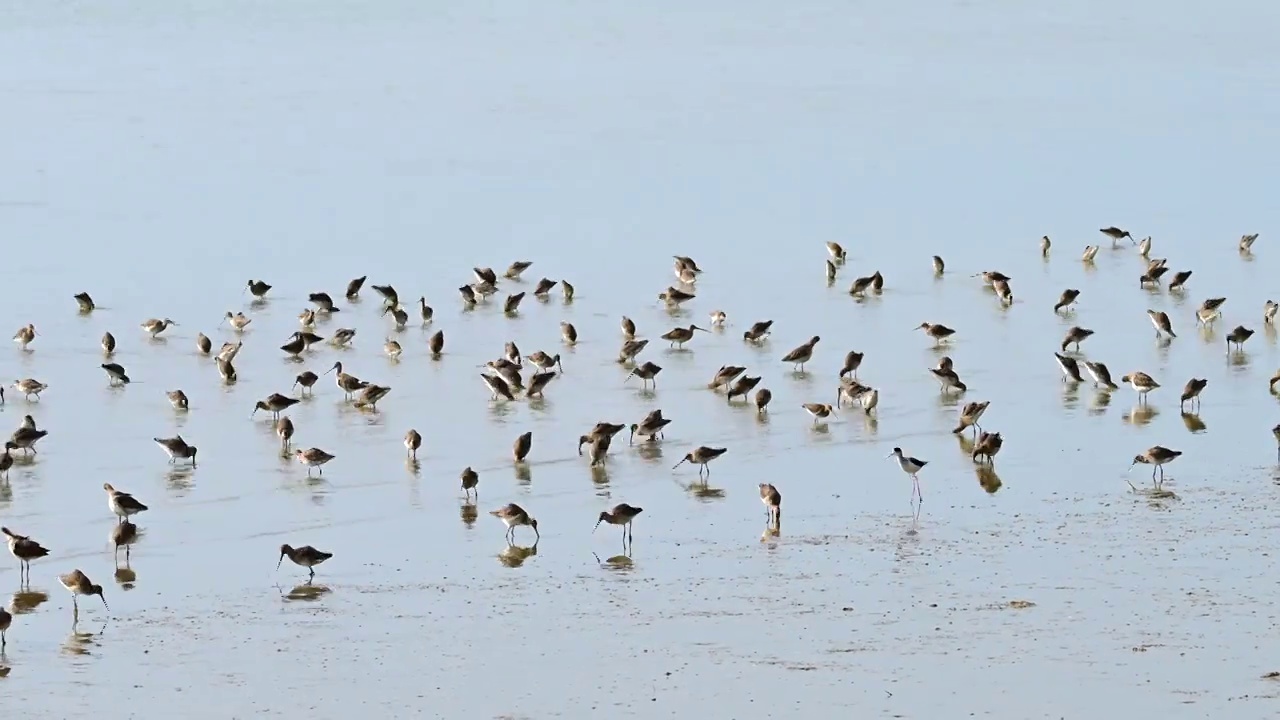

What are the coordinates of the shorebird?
(1061, 326, 1095, 352)
(9, 426, 47, 455)
(103, 483, 147, 523)
(1081, 245, 1099, 262)
(561, 280, 576, 301)
(1084, 361, 1119, 390)
(58, 570, 107, 617)
(803, 403, 837, 425)
(1100, 226, 1133, 245)
(972, 431, 1003, 465)
(1196, 297, 1227, 325)
(0, 604, 9, 648)
(930, 367, 967, 393)
(743, 320, 774, 342)
(404, 429, 422, 459)
(860, 388, 880, 415)
(1240, 233, 1259, 252)
(659, 287, 696, 308)
(625, 361, 663, 389)
(503, 292, 525, 315)
(216, 357, 237, 383)
(1265, 300, 1279, 324)
(481, 373, 516, 401)
(295, 447, 335, 475)
(0, 445, 11, 479)
(916, 323, 955, 345)
(101, 332, 116, 355)
(595, 503, 643, 545)
(111, 520, 138, 566)
(709, 310, 727, 327)
(1054, 289, 1080, 313)
(503, 260, 533, 280)
(826, 242, 847, 263)
(12, 324, 36, 350)
(277, 544, 332, 581)
(74, 292, 95, 312)
(429, 330, 445, 357)
(309, 292, 340, 312)
(628, 414, 671, 445)
(12, 379, 47, 401)
(1139, 265, 1169, 287)
(345, 275, 367, 299)
(218, 340, 244, 362)
(752, 484, 782, 530)
(384, 338, 402, 360)
(353, 384, 392, 411)
(621, 316, 637, 339)
(459, 284, 478, 306)
(661, 324, 707, 349)
(1054, 353, 1084, 382)
(589, 435, 612, 468)
(1120, 372, 1160, 403)
(1274, 425, 1280, 461)
(1147, 310, 1176, 339)
(141, 318, 176, 337)
(931, 255, 945, 275)
(253, 393, 300, 420)
(1137, 236, 1152, 257)
(460, 467, 479, 499)
(154, 436, 197, 465)
(848, 274, 876, 296)
(1040, 235, 1051, 255)
(561, 322, 578, 344)
(888, 447, 928, 513)
(223, 311, 252, 331)
(1180, 378, 1208, 411)
(726, 375, 762, 403)
(3, 527, 48, 584)
(672, 446, 727, 476)
(246, 279, 272, 298)
(1129, 446, 1182, 487)
(782, 336, 821, 371)
(326, 362, 368, 398)
(526, 372, 556, 398)
(331, 328, 357, 347)
(825, 259, 837, 282)
(708, 365, 747, 391)
(953, 400, 990, 436)
(491, 504, 539, 542)
(280, 333, 307, 358)
(372, 284, 399, 306)
(976, 270, 1012, 286)
(418, 297, 434, 324)
(992, 279, 1014, 304)
(533, 279, 558, 297)
(294, 371, 318, 395)
(1227, 325, 1255, 352)
(870, 271, 884, 292)
(755, 388, 773, 413)
(839, 377, 873, 408)
(191, 332, 211, 355)
(1166, 270, 1192, 291)
(383, 303, 409, 329)
(276, 417, 294, 449)
(617, 339, 649, 364)
(298, 308, 316, 327)
(513, 431, 533, 462)
(527, 351, 562, 372)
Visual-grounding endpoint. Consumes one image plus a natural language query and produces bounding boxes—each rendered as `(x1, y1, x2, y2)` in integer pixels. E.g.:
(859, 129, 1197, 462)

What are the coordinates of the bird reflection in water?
(11, 590, 47, 615)
(111, 521, 140, 566)
(498, 542, 538, 568)
(975, 465, 1002, 494)
(514, 462, 532, 484)
(1124, 405, 1158, 426)
(406, 458, 421, 477)
(63, 622, 105, 656)
(1181, 412, 1207, 434)
(591, 551, 633, 571)
(635, 442, 664, 463)
(284, 584, 331, 602)
(590, 465, 609, 486)
(459, 501, 478, 528)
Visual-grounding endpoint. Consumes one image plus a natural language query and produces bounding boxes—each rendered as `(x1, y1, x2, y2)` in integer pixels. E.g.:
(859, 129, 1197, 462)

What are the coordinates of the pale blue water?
(2, 2, 1280, 718)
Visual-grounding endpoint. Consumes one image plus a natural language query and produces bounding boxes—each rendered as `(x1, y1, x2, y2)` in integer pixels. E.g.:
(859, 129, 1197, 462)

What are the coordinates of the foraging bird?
(672, 446, 727, 476)
(12, 324, 36, 349)
(103, 483, 147, 523)
(404, 429, 422, 459)
(1054, 289, 1080, 313)
(1137, 236, 1152, 257)
(848, 274, 876, 296)
(461, 467, 479, 499)
(709, 310, 726, 327)
(58, 569, 108, 616)
(1167, 270, 1192, 291)
(429, 330, 445, 357)
(294, 371, 319, 395)
(620, 316, 637, 339)
(743, 320, 774, 342)
(534, 279, 558, 297)
(1040, 235, 1051, 255)
(1053, 353, 1084, 383)
(101, 332, 116, 355)
(295, 447, 336, 475)
(12, 379, 47, 401)
(277, 544, 332, 581)
(252, 393, 301, 419)
(330, 328, 356, 347)
(481, 373, 516, 401)
(527, 351, 563, 373)
(839, 350, 864, 379)
(216, 357, 237, 383)
(561, 280, 576, 301)
(166, 390, 188, 410)
(1180, 378, 1208, 411)
(9, 427, 48, 454)
(661, 325, 708, 349)
(560, 322, 578, 345)
(1120, 372, 1160, 403)
(594, 503, 643, 545)
(1100, 226, 1133, 245)
(888, 447, 928, 516)
(504, 292, 525, 314)
(802, 403, 837, 425)
(971, 431, 1003, 465)
(628, 415, 671, 445)
(1265, 300, 1278, 324)
(1147, 310, 1176, 339)
(526, 372, 556, 398)
(345, 276, 367, 299)
(1081, 245, 1099, 262)
(1240, 233, 1259, 252)
(309, 292, 340, 312)
(246, 279, 272, 298)
(1084, 361, 1119, 390)
(659, 287, 696, 307)
(1227, 325, 1255, 352)
(353, 385, 392, 411)
(754, 388, 773, 413)
(513, 432, 533, 462)
(826, 242, 847, 263)
(154, 436, 198, 465)
(932, 255, 945, 275)
(708, 365, 747, 390)
(781, 336, 821, 371)
(617, 339, 649, 364)
(953, 401, 990, 436)
(930, 367, 968, 394)
(1129, 446, 1182, 486)
(140, 318, 176, 337)
(1196, 297, 1227, 325)
(916, 323, 955, 345)
(726, 375, 762, 403)
(992, 278, 1013, 304)
(491, 503, 539, 542)
(223, 311, 252, 331)
(759, 483, 782, 526)
(1061, 326, 1095, 352)
(276, 417, 294, 449)
(625, 361, 663, 389)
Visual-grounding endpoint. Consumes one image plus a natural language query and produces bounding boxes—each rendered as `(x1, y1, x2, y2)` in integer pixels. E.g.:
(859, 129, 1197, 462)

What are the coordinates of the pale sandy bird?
(1180, 378, 1208, 411)
(167, 390, 189, 410)
(860, 388, 880, 414)
(1081, 245, 1099, 262)
(782, 335, 821, 371)
(952, 400, 989, 436)
(298, 308, 316, 327)
(1265, 300, 1278, 324)
(103, 483, 147, 523)
(1054, 289, 1080, 313)
(932, 255, 945, 275)
(1120, 372, 1160, 403)
(154, 435, 198, 465)
(1061, 326, 1095, 352)
(58, 569, 108, 616)
(12, 324, 36, 350)
(1196, 297, 1227, 326)
(223, 311, 252, 331)
(826, 242, 847, 263)
(561, 280, 576, 301)
(141, 318, 177, 337)
(1240, 233, 1259, 252)
(802, 403, 836, 425)
(1147, 310, 1175, 339)
(277, 544, 332, 581)
(384, 338, 402, 360)
(404, 429, 422, 459)
(1137, 236, 1152, 257)
(1040, 235, 1051, 256)
(276, 417, 294, 448)
(759, 483, 782, 526)
(1129, 446, 1182, 486)
(295, 447, 335, 475)
(12, 379, 47, 401)
(490, 503, 539, 542)
(709, 310, 727, 327)
(621, 316, 637, 339)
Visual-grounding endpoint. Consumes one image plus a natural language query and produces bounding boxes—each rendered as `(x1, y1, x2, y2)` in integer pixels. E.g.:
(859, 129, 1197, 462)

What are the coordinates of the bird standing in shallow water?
(781, 336, 820, 371)
(103, 483, 147, 523)
(759, 483, 782, 528)
(673, 446, 727, 476)
(594, 504, 643, 547)
(1129, 446, 1182, 488)
(59, 569, 107, 618)
(3, 527, 48, 585)
(491, 503, 538, 543)
(277, 544, 332, 581)
(888, 447, 927, 524)
(295, 448, 335, 475)
(1180, 379, 1207, 411)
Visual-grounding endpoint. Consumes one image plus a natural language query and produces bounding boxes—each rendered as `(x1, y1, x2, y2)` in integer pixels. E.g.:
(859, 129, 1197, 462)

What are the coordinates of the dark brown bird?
(504, 292, 526, 314)
(625, 361, 663, 389)
(672, 446, 728, 476)
(1100, 226, 1133, 245)
(513, 431, 533, 462)
(429, 330, 445, 357)
(1227, 325, 1255, 352)
(308, 292, 340, 312)
(594, 503, 643, 545)
(840, 351, 864, 379)
(277, 544, 332, 581)
(1061, 326, 1095, 352)
(461, 467, 479, 499)
(754, 388, 772, 413)
(1180, 378, 1208, 411)
(726, 375, 762, 403)
(971, 431, 1003, 465)
(345, 276, 367, 299)
(743, 320, 773, 342)
(533, 278, 558, 297)
(1167, 270, 1192, 291)
(1054, 289, 1080, 313)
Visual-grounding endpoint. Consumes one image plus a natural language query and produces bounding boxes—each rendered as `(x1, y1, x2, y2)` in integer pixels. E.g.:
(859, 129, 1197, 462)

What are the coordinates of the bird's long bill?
(1126, 461, 1136, 473)
(671, 458, 687, 470)
(592, 518, 602, 534)
(99, 594, 109, 611)
(884, 451, 894, 458)
(324, 365, 336, 375)
(275, 554, 284, 571)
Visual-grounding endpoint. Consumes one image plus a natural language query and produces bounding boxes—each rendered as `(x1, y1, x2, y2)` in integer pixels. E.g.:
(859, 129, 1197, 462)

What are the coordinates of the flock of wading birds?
(0, 229, 1276, 648)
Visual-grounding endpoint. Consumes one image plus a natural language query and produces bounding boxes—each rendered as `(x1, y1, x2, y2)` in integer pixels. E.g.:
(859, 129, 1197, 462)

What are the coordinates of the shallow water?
(2, 1, 1280, 718)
